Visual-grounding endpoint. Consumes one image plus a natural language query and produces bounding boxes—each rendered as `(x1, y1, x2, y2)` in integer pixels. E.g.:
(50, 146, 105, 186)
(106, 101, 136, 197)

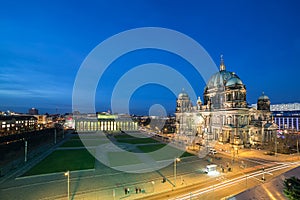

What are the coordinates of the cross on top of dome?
(220, 54, 226, 71)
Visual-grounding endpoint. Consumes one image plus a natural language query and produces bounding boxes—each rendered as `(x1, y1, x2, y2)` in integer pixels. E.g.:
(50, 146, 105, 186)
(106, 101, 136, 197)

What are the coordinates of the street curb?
(15, 168, 95, 180)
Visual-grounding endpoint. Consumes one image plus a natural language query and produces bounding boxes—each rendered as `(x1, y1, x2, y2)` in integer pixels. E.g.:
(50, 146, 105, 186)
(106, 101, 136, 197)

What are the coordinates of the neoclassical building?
(175, 57, 277, 149)
(75, 113, 138, 132)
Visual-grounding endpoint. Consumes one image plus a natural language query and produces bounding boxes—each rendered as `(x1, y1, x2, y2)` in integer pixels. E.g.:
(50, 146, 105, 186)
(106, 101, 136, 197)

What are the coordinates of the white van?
(205, 164, 217, 173)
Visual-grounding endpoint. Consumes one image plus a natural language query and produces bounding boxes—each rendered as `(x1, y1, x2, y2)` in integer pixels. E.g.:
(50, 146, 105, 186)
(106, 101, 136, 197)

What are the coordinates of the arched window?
(227, 116, 233, 125)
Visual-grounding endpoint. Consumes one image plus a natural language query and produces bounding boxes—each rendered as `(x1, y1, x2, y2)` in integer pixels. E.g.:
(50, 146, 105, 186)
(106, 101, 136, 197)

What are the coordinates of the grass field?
(60, 139, 84, 147)
(71, 134, 108, 139)
(136, 144, 167, 152)
(23, 149, 95, 176)
(60, 139, 109, 147)
(136, 144, 193, 160)
(113, 134, 138, 139)
(116, 137, 159, 144)
(107, 152, 142, 167)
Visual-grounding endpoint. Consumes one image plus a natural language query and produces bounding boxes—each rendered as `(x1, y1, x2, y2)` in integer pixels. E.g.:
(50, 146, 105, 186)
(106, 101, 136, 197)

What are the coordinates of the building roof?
(0, 115, 37, 121)
(264, 123, 278, 129)
(205, 56, 243, 90)
(206, 69, 242, 90)
(225, 76, 243, 87)
(258, 92, 270, 101)
(178, 89, 189, 99)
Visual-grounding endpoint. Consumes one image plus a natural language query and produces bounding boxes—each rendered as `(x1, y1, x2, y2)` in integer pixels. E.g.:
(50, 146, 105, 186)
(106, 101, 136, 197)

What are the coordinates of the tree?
(284, 176, 300, 200)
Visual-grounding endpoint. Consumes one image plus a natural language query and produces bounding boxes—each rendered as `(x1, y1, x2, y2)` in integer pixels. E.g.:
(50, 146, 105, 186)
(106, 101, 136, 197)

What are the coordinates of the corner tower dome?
(258, 92, 270, 100)
(178, 88, 189, 99)
(257, 92, 270, 111)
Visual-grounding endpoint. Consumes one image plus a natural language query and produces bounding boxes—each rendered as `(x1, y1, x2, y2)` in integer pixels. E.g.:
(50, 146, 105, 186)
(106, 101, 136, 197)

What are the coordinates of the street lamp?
(297, 137, 299, 160)
(54, 128, 57, 144)
(24, 139, 28, 163)
(174, 157, 181, 187)
(151, 181, 155, 193)
(64, 171, 70, 200)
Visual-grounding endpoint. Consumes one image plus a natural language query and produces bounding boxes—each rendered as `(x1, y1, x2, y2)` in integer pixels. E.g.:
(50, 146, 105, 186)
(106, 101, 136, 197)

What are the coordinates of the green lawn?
(71, 134, 108, 140)
(181, 151, 194, 157)
(136, 144, 166, 152)
(113, 134, 137, 139)
(107, 152, 142, 167)
(116, 137, 159, 144)
(136, 144, 193, 160)
(23, 149, 95, 176)
(60, 139, 109, 147)
(60, 139, 84, 147)
(70, 135, 81, 139)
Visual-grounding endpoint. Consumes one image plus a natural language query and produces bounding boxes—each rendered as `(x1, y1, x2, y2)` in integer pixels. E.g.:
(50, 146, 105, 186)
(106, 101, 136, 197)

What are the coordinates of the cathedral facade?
(175, 57, 277, 149)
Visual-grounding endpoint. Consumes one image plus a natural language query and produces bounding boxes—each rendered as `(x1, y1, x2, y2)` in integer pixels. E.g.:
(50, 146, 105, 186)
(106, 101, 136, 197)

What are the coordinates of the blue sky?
(0, 0, 299, 114)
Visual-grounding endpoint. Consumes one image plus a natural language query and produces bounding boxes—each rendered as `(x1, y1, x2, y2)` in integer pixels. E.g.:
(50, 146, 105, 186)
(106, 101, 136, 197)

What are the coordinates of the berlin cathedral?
(175, 56, 278, 150)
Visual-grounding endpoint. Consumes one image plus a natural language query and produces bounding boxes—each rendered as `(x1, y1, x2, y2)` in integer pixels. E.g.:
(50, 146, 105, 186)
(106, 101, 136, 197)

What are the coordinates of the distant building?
(175, 57, 277, 148)
(271, 103, 300, 111)
(34, 115, 48, 129)
(64, 114, 75, 129)
(28, 108, 39, 115)
(251, 103, 300, 112)
(264, 103, 300, 131)
(0, 115, 37, 136)
(273, 111, 300, 131)
(74, 112, 138, 132)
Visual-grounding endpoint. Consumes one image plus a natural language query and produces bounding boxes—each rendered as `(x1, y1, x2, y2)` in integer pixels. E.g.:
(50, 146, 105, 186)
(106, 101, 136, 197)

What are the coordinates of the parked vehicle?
(209, 148, 217, 155)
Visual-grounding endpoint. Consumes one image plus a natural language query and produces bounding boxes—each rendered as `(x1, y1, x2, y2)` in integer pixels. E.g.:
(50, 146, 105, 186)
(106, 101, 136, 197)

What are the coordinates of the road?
(132, 162, 299, 200)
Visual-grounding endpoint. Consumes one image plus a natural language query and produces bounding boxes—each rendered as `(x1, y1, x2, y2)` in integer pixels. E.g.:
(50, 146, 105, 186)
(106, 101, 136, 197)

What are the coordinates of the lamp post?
(262, 167, 265, 181)
(275, 131, 277, 157)
(151, 181, 155, 193)
(245, 174, 248, 188)
(297, 138, 299, 160)
(174, 157, 181, 187)
(24, 140, 27, 163)
(54, 128, 57, 144)
(64, 171, 70, 200)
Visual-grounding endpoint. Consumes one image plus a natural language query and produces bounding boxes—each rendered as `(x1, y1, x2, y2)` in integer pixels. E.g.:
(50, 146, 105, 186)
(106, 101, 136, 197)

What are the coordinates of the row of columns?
(76, 120, 138, 132)
(274, 117, 299, 131)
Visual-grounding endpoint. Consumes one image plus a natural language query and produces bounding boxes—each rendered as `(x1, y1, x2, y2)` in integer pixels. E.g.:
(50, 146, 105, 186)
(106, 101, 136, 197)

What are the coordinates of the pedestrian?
(127, 188, 130, 194)
(135, 187, 138, 194)
(139, 187, 141, 193)
(124, 188, 127, 195)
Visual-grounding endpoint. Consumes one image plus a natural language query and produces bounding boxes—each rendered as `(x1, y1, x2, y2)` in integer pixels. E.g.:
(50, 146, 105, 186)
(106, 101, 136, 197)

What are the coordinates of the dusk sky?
(0, 0, 300, 115)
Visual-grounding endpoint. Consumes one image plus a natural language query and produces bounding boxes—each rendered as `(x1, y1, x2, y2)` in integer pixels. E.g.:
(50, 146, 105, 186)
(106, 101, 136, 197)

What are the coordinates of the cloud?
(0, 65, 71, 99)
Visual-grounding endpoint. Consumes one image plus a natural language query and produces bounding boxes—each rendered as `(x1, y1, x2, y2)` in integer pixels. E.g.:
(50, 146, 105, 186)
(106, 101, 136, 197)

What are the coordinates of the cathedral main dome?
(205, 56, 243, 90)
(203, 56, 247, 109)
(206, 70, 241, 89)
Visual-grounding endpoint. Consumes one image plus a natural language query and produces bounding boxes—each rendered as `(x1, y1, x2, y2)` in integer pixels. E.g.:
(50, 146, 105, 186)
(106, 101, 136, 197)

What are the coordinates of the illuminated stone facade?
(175, 57, 278, 148)
(75, 113, 138, 132)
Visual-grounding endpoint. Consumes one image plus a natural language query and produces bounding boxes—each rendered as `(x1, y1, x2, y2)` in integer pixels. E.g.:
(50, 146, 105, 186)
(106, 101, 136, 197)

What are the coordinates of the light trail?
(171, 162, 299, 200)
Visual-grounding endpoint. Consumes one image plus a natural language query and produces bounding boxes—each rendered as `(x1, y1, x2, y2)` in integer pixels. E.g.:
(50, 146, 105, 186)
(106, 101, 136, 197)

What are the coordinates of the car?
(209, 149, 217, 155)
